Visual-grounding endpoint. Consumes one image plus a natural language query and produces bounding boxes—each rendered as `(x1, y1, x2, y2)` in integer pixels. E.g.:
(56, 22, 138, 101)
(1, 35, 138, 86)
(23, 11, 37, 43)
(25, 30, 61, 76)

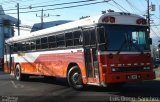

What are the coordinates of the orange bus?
(4, 12, 155, 89)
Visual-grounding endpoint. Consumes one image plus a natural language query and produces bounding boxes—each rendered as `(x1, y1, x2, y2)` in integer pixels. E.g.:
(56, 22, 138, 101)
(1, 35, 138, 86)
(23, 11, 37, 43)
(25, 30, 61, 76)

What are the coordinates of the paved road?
(0, 71, 160, 102)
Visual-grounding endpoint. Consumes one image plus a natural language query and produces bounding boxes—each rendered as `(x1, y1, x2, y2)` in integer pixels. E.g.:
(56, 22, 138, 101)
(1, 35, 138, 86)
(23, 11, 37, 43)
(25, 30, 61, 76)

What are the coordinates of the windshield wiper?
(131, 42, 144, 54)
(117, 40, 126, 55)
(117, 33, 128, 55)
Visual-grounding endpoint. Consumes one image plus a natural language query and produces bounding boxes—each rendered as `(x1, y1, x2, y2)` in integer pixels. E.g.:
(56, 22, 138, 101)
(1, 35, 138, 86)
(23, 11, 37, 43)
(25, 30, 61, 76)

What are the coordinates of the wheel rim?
(71, 72, 82, 86)
(16, 66, 20, 80)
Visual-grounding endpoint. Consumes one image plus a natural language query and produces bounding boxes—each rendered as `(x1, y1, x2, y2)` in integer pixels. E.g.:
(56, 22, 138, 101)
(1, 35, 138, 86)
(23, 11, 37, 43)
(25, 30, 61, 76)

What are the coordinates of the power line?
(152, 22, 160, 33)
(2, 0, 101, 12)
(20, 0, 60, 7)
(125, 0, 144, 16)
(0, 23, 31, 29)
(125, 0, 137, 14)
(151, 28, 160, 39)
(1, 0, 60, 10)
(107, 2, 125, 12)
(2, 0, 109, 15)
(112, 0, 130, 13)
(1, 0, 22, 6)
(29, 0, 100, 9)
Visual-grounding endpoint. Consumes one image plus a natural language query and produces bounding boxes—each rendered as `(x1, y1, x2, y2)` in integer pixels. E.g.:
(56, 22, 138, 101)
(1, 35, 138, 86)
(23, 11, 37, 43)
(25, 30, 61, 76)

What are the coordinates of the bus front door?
(85, 46, 99, 84)
(4, 45, 12, 73)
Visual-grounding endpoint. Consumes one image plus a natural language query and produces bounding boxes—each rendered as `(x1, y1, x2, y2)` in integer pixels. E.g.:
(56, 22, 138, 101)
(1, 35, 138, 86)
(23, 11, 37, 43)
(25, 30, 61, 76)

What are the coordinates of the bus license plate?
(128, 75, 137, 79)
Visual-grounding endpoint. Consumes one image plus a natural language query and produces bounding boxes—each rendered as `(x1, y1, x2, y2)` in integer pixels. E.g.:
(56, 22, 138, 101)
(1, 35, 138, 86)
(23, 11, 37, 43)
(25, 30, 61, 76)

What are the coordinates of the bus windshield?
(102, 25, 150, 52)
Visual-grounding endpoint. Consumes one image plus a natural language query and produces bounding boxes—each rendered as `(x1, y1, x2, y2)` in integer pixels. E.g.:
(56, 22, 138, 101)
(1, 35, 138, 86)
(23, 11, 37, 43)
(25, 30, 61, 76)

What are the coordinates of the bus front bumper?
(103, 71, 155, 84)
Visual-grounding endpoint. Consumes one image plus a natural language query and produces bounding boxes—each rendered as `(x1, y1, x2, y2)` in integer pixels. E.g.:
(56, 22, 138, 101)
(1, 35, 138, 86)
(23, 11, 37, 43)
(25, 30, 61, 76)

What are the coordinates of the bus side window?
(31, 40, 36, 50)
(41, 37, 48, 49)
(10, 44, 14, 53)
(21, 42, 26, 51)
(65, 32, 73, 47)
(73, 31, 82, 46)
(48, 36, 56, 48)
(13, 43, 18, 52)
(26, 40, 31, 51)
(56, 34, 65, 47)
(90, 29, 96, 45)
(97, 27, 106, 51)
(16, 42, 26, 51)
(83, 30, 90, 46)
(17, 43, 20, 52)
(97, 27, 105, 44)
(36, 38, 41, 49)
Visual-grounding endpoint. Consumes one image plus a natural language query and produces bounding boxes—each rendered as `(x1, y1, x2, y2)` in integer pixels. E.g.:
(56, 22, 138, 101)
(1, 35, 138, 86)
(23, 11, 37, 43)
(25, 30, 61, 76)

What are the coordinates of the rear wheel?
(67, 66, 83, 89)
(15, 64, 28, 81)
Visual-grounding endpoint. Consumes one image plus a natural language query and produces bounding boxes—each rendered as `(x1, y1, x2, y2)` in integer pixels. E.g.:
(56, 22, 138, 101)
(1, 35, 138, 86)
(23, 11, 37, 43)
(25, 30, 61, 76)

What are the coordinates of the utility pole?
(36, 8, 60, 30)
(41, 8, 43, 29)
(36, 8, 44, 29)
(16, 3, 20, 36)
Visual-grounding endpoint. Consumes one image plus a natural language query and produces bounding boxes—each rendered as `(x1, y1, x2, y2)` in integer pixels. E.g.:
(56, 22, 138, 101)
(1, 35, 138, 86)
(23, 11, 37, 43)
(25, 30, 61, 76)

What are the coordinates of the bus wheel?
(67, 66, 83, 89)
(15, 64, 27, 81)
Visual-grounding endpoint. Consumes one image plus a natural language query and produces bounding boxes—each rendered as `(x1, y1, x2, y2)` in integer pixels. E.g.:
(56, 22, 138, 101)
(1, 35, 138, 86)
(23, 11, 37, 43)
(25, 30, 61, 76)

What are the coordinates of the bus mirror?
(148, 38, 152, 45)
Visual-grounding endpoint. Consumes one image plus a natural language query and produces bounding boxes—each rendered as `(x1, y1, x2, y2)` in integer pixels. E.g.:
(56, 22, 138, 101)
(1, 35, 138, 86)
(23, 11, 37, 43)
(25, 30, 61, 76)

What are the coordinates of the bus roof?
(6, 12, 146, 44)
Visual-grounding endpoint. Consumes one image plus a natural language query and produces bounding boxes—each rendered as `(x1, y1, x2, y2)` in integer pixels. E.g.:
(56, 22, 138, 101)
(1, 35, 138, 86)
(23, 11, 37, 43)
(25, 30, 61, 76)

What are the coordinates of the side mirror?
(148, 38, 152, 45)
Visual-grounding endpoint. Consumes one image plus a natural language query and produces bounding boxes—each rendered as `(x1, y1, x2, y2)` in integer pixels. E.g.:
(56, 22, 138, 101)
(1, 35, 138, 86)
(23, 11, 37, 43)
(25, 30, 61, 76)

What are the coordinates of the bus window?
(90, 29, 96, 45)
(41, 37, 48, 49)
(36, 38, 41, 49)
(65, 32, 73, 47)
(84, 30, 90, 46)
(48, 36, 56, 48)
(132, 31, 146, 44)
(13, 43, 18, 52)
(56, 34, 65, 47)
(21, 42, 26, 51)
(17, 43, 22, 51)
(26, 41, 31, 51)
(31, 40, 36, 50)
(66, 32, 73, 39)
(73, 31, 82, 46)
(97, 27, 105, 44)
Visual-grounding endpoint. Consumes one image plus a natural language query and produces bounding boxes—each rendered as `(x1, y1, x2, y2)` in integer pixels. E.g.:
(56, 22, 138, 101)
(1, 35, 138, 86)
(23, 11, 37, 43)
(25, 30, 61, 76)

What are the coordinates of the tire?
(15, 64, 28, 81)
(67, 66, 83, 89)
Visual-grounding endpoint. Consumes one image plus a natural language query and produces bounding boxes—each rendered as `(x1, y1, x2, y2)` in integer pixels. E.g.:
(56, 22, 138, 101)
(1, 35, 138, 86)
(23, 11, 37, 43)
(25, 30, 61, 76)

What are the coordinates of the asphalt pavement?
(0, 71, 160, 102)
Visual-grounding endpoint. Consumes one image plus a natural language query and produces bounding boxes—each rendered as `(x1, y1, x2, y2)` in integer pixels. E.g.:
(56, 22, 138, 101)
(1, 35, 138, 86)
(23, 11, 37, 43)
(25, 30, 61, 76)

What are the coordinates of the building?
(0, 5, 18, 70)
(31, 20, 72, 32)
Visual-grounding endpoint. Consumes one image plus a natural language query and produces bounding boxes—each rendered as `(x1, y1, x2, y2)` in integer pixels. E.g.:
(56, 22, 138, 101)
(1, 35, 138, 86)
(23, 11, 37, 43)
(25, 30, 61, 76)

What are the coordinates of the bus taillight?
(102, 16, 115, 23)
(136, 19, 147, 25)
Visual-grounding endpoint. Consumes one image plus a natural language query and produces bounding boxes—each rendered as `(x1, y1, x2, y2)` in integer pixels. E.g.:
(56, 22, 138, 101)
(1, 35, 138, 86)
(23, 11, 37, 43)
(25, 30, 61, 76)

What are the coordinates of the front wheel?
(67, 66, 83, 89)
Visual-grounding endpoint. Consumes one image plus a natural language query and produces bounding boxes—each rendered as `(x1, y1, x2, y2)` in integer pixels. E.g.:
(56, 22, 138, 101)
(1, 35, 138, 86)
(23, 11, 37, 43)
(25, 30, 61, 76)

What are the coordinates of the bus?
(4, 12, 155, 89)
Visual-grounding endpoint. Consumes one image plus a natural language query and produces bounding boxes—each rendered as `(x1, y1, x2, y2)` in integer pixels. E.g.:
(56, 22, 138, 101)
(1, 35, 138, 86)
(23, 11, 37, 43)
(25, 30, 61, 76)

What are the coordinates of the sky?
(0, 0, 160, 44)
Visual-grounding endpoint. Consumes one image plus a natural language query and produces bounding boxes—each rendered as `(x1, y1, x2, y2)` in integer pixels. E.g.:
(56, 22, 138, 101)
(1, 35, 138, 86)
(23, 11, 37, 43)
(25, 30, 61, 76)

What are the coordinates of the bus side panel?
(14, 49, 87, 82)
(34, 51, 85, 78)
(20, 63, 41, 75)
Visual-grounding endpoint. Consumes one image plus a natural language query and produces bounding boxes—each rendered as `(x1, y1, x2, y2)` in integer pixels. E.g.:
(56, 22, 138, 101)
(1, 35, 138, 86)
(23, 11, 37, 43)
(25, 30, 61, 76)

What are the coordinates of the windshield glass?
(102, 25, 150, 51)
